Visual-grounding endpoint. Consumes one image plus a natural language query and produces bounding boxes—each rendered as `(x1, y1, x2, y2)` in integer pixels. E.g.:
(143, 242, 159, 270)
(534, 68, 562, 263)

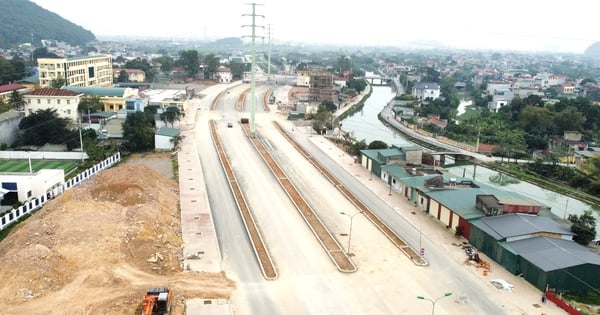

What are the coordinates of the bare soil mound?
(0, 158, 235, 315)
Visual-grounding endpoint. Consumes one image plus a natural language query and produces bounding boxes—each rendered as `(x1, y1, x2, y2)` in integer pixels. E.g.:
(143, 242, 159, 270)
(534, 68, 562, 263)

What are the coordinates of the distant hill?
(584, 42, 600, 57)
(0, 0, 95, 48)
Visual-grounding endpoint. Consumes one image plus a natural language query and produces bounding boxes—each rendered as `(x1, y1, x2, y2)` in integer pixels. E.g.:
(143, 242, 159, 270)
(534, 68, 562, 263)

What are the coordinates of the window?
(27, 99, 31, 104)
(57, 99, 61, 104)
(47, 99, 51, 104)
(37, 99, 41, 104)
(67, 100, 70, 104)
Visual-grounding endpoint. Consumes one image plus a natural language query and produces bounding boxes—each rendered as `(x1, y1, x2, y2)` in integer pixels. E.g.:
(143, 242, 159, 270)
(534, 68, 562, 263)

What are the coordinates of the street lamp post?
(417, 292, 452, 315)
(340, 210, 364, 255)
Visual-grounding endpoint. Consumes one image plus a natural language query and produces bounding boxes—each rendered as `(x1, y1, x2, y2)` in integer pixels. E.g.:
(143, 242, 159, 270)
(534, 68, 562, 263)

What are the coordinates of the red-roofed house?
(426, 114, 448, 129)
(213, 66, 232, 83)
(0, 83, 29, 102)
(23, 88, 83, 122)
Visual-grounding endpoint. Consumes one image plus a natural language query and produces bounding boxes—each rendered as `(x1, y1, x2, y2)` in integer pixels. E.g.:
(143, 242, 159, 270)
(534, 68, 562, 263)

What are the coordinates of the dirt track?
(0, 153, 235, 315)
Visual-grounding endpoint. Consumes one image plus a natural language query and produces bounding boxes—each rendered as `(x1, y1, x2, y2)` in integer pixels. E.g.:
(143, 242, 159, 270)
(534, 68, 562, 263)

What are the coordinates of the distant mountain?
(584, 42, 600, 57)
(0, 0, 95, 48)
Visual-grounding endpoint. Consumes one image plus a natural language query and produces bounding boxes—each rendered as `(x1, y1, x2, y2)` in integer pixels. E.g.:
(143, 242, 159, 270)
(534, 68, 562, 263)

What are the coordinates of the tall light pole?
(340, 210, 364, 256)
(417, 292, 452, 315)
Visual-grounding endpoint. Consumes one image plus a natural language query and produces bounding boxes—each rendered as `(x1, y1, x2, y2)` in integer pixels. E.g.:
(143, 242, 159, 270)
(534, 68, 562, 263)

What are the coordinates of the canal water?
(340, 85, 600, 238)
(340, 86, 411, 146)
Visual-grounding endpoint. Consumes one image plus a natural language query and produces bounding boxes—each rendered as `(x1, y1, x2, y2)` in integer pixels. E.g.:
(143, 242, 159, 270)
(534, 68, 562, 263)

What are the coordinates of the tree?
(117, 70, 129, 83)
(50, 77, 67, 88)
(204, 53, 220, 76)
(78, 96, 103, 114)
(518, 106, 553, 133)
(32, 47, 59, 61)
(349, 139, 368, 156)
(229, 61, 247, 79)
(179, 50, 199, 78)
(0, 98, 11, 113)
(122, 111, 156, 152)
(336, 55, 352, 74)
(368, 140, 388, 149)
(568, 211, 597, 246)
(18, 108, 76, 147)
(346, 74, 367, 93)
(553, 106, 586, 134)
(160, 106, 184, 127)
(8, 90, 25, 111)
(154, 56, 174, 74)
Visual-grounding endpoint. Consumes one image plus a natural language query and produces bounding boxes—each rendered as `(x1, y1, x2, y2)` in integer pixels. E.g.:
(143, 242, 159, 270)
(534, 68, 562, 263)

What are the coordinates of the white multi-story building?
(412, 82, 441, 100)
(38, 55, 113, 88)
(23, 88, 83, 123)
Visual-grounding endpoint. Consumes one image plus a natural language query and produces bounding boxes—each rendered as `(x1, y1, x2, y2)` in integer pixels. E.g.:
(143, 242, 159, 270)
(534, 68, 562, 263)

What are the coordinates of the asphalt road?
(187, 79, 565, 315)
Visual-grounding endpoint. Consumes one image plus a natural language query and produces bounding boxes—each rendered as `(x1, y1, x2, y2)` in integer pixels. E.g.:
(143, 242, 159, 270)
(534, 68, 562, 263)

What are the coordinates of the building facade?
(23, 88, 83, 123)
(38, 55, 113, 88)
(412, 82, 441, 100)
(113, 68, 146, 83)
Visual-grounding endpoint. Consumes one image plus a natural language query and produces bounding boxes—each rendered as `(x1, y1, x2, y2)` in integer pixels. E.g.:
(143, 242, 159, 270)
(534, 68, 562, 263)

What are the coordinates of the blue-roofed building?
(469, 214, 600, 292)
(360, 144, 423, 178)
(403, 174, 543, 239)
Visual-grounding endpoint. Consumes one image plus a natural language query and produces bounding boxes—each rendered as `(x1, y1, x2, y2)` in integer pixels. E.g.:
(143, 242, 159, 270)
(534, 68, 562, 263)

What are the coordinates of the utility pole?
(78, 117, 84, 163)
(267, 24, 272, 80)
(242, 3, 264, 137)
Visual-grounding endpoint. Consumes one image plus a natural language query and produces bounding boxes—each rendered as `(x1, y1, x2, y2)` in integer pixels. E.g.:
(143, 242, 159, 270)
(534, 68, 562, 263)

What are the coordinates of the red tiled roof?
(26, 88, 80, 97)
(0, 83, 26, 93)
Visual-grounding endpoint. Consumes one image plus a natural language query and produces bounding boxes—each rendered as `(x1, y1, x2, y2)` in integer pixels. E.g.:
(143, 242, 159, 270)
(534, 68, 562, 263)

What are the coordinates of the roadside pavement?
(300, 126, 567, 315)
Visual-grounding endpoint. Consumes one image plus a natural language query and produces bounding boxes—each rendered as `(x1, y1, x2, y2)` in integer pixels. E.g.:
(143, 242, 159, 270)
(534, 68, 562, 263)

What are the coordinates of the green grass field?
(0, 160, 79, 174)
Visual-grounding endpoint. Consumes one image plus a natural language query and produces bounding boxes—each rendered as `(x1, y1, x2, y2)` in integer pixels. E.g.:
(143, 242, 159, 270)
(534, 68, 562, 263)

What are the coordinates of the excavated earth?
(0, 153, 235, 315)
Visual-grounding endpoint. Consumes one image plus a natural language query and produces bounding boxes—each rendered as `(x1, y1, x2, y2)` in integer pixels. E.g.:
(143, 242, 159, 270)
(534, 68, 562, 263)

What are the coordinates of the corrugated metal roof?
(383, 164, 411, 179)
(377, 148, 403, 157)
(471, 213, 575, 240)
(360, 149, 385, 163)
(64, 86, 127, 97)
(427, 188, 486, 220)
(156, 127, 180, 137)
(508, 237, 600, 271)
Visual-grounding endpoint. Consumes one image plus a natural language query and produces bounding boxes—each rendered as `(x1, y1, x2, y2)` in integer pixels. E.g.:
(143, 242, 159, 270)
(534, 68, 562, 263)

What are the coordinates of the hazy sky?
(30, 0, 598, 53)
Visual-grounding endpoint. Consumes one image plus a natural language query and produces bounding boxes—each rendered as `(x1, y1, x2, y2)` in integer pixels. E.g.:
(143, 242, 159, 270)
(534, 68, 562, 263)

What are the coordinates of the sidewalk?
(305, 132, 567, 315)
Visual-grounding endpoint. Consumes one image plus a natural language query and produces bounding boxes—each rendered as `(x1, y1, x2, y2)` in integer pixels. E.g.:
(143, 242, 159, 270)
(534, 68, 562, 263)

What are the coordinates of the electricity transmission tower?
(242, 3, 264, 136)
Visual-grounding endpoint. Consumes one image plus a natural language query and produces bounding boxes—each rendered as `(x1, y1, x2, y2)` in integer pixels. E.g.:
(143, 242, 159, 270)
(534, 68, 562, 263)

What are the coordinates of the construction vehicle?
(141, 287, 172, 315)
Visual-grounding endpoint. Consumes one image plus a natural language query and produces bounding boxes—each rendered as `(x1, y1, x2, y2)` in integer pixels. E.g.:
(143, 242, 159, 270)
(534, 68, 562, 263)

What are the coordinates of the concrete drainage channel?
(241, 121, 358, 273)
(273, 121, 429, 267)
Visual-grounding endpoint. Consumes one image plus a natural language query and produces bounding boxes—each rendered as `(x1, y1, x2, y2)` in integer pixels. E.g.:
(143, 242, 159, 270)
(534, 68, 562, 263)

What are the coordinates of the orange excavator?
(141, 287, 172, 315)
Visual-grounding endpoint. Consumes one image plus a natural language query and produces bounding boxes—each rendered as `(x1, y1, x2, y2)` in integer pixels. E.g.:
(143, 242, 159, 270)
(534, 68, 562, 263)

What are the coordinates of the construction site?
(0, 153, 235, 314)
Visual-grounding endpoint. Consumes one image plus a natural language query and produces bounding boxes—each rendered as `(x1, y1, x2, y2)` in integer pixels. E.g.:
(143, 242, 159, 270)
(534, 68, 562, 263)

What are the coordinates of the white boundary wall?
(0, 152, 121, 231)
